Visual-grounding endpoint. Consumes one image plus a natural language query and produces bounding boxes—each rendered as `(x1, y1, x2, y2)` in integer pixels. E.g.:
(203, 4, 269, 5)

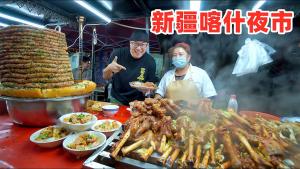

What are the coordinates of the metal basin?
(0, 94, 91, 127)
(0, 100, 8, 114)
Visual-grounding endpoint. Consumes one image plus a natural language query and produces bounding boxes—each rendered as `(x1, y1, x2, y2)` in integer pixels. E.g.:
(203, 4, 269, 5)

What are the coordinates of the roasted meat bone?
(159, 146, 173, 165)
(134, 116, 154, 137)
(160, 99, 178, 117)
(121, 139, 144, 156)
(279, 124, 299, 144)
(222, 132, 241, 168)
(193, 144, 202, 169)
(235, 132, 273, 167)
(135, 130, 154, 145)
(158, 135, 167, 153)
(217, 161, 231, 169)
(111, 130, 131, 158)
(225, 110, 253, 130)
(139, 138, 157, 161)
(215, 144, 225, 163)
(123, 130, 155, 157)
(152, 116, 173, 139)
(169, 147, 180, 167)
(199, 150, 210, 169)
(187, 134, 194, 163)
(259, 139, 284, 156)
(178, 149, 188, 168)
(141, 143, 155, 161)
(210, 133, 216, 165)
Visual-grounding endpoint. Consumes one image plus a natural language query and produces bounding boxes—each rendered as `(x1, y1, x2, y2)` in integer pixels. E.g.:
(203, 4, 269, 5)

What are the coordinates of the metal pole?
(91, 27, 96, 82)
(146, 17, 150, 53)
(77, 16, 85, 80)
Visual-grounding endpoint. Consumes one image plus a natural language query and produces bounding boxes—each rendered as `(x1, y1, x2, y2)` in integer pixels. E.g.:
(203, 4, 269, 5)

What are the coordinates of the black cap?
(129, 30, 149, 43)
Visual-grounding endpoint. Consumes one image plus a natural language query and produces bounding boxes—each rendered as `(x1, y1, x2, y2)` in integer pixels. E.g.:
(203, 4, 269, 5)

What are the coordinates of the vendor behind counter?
(72, 56, 92, 81)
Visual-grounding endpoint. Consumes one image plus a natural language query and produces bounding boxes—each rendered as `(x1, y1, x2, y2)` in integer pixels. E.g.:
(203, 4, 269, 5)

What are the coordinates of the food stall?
(0, 0, 300, 169)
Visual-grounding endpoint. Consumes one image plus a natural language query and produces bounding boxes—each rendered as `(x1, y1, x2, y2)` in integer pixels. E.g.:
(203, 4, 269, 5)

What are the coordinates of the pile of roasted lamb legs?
(111, 98, 300, 169)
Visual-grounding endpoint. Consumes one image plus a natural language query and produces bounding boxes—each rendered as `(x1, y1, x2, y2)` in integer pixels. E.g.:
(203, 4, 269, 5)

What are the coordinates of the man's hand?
(108, 56, 126, 73)
(103, 56, 126, 80)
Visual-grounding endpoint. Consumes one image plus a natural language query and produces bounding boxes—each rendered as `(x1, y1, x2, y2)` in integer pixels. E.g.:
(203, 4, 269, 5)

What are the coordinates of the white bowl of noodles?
(30, 125, 71, 148)
(59, 112, 97, 132)
(63, 131, 106, 157)
(91, 119, 122, 136)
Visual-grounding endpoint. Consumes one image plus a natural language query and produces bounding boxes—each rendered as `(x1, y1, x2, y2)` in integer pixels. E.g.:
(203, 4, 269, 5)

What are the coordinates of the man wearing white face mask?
(155, 42, 217, 101)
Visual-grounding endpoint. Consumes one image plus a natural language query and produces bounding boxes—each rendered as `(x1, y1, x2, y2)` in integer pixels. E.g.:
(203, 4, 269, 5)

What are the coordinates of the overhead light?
(5, 4, 44, 19)
(74, 0, 111, 23)
(0, 12, 44, 28)
(252, 0, 266, 10)
(0, 22, 9, 27)
(190, 1, 201, 11)
(98, 0, 112, 11)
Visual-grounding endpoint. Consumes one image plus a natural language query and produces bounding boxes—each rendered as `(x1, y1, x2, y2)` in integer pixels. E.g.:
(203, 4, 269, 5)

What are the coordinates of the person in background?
(72, 56, 92, 80)
(155, 42, 217, 102)
(102, 30, 157, 105)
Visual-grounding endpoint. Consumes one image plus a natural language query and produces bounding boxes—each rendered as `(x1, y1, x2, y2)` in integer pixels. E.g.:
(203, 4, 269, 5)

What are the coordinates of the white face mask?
(172, 55, 188, 68)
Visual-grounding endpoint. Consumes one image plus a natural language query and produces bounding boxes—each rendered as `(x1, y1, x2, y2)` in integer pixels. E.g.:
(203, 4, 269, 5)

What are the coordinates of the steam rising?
(157, 28, 300, 116)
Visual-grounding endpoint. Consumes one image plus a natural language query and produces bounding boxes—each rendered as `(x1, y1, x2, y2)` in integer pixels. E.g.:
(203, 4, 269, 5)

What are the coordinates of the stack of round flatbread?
(0, 26, 96, 98)
(0, 25, 74, 89)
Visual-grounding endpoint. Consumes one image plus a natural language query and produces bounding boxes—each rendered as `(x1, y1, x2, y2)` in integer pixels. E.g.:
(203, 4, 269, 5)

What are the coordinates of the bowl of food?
(29, 125, 71, 148)
(91, 119, 122, 136)
(63, 131, 106, 157)
(59, 112, 97, 132)
(102, 105, 119, 117)
(86, 100, 112, 113)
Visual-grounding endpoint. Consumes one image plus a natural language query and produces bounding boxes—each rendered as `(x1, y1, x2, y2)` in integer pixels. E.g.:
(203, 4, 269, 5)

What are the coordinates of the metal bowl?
(0, 100, 8, 114)
(0, 94, 91, 127)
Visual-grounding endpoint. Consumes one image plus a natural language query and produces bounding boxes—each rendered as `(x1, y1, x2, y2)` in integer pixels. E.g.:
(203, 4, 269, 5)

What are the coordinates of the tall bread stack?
(0, 25, 74, 88)
(0, 26, 95, 98)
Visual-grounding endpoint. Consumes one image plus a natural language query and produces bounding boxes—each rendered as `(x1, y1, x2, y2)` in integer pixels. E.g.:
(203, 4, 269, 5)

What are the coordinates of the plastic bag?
(232, 38, 275, 76)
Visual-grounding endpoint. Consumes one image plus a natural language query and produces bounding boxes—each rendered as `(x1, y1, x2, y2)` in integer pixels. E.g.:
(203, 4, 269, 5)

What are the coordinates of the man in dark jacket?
(103, 30, 157, 105)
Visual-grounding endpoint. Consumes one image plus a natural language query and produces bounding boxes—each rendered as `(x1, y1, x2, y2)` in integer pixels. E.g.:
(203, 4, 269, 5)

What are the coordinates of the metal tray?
(84, 128, 168, 169)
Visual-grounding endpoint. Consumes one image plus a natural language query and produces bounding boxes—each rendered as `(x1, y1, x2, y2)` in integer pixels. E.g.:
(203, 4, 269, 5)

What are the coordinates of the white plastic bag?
(232, 38, 275, 76)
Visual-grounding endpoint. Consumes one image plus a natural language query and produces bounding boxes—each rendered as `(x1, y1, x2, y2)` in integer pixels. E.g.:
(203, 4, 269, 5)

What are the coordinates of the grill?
(83, 128, 169, 169)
